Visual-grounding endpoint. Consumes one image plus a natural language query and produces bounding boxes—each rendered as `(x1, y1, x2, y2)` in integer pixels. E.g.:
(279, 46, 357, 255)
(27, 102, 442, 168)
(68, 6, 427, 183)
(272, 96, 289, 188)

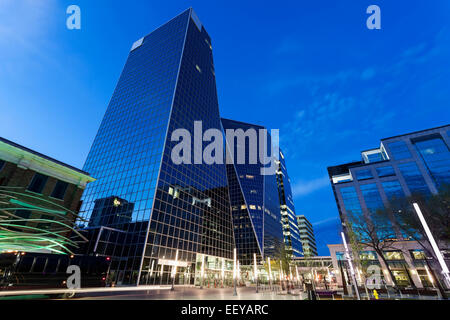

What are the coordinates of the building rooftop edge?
(0, 137, 93, 178)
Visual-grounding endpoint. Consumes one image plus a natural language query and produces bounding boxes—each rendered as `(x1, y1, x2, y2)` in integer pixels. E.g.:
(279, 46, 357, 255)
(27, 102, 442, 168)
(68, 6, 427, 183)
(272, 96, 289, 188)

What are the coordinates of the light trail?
(0, 285, 172, 297)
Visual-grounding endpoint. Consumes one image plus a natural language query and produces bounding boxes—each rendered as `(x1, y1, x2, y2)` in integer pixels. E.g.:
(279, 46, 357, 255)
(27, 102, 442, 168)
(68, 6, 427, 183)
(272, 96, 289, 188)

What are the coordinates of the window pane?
(376, 166, 395, 178)
(340, 186, 363, 219)
(397, 162, 431, 196)
(388, 141, 411, 160)
(51, 180, 68, 199)
(27, 173, 48, 193)
(355, 169, 373, 180)
(413, 136, 450, 188)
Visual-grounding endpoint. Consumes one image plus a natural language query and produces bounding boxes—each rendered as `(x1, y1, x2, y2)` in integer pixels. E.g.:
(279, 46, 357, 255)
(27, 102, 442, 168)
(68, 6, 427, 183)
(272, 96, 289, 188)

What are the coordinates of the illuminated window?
(410, 250, 427, 260)
(196, 65, 202, 73)
(383, 250, 405, 260)
(246, 175, 254, 179)
(249, 205, 256, 210)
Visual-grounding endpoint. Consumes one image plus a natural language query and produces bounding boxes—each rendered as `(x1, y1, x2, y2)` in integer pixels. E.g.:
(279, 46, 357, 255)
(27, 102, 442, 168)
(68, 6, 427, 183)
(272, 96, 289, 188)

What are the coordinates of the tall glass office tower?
(78, 9, 235, 286)
(221, 118, 284, 265)
(276, 150, 303, 258)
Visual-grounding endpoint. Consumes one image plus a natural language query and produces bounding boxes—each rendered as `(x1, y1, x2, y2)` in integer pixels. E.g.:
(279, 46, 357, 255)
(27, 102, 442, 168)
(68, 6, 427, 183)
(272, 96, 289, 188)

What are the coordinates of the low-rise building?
(0, 137, 95, 255)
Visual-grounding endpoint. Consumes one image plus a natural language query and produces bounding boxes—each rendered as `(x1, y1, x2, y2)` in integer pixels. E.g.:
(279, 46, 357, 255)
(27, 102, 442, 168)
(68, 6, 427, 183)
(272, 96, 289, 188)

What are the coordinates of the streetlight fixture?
(253, 253, 258, 293)
(413, 203, 450, 287)
(341, 231, 361, 300)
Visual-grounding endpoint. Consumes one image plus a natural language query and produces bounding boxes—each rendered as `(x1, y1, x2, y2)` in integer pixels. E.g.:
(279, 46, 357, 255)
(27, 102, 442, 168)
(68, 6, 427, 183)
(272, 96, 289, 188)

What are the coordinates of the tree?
(346, 224, 371, 298)
(346, 209, 400, 291)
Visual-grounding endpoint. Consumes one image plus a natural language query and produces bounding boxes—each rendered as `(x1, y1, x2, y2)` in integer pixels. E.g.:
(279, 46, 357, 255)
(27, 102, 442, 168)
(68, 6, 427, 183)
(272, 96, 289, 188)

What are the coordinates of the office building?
(297, 215, 318, 257)
(327, 124, 450, 288)
(221, 118, 284, 265)
(77, 9, 235, 286)
(276, 150, 302, 257)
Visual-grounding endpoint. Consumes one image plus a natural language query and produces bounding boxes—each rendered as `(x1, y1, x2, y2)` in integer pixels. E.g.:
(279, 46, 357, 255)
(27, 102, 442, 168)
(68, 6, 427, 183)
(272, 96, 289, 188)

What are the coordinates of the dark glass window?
(45, 258, 59, 273)
(27, 173, 48, 193)
(32, 257, 46, 273)
(413, 136, 450, 188)
(376, 166, 395, 177)
(340, 186, 363, 218)
(17, 256, 34, 272)
(388, 141, 411, 160)
(355, 169, 373, 180)
(15, 209, 31, 225)
(398, 162, 430, 196)
(0, 160, 5, 171)
(51, 180, 68, 199)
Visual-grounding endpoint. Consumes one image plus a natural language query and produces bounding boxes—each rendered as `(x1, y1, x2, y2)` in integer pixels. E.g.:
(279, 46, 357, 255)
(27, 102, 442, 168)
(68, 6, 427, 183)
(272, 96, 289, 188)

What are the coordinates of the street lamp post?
(253, 253, 258, 293)
(341, 231, 361, 300)
(233, 248, 237, 296)
(221, 257, 225, 288)
(279, 261, 283, 289)
(413, 203, 450, 288)
(171, 249, 178, 291)
(268, 257, 273, 290)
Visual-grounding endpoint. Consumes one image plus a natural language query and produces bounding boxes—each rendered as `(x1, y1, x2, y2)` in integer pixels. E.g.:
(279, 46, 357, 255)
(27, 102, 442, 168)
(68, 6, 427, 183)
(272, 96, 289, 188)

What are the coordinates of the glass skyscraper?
(77, 9, 235, 286)
(221, 118, 286, 265)
(276, 149, 303, 258)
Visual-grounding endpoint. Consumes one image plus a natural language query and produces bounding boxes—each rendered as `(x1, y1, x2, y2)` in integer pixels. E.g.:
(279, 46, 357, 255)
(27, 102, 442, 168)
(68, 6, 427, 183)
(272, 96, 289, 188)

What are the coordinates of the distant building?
(0, 137, 94, 255)
(276, 150, 302, 258)
(297, 215, 318, 257)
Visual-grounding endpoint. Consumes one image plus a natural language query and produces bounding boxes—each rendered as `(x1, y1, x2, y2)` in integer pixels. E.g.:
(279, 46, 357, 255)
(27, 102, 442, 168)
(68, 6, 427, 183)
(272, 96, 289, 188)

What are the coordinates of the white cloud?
(291, 175, 330, 197)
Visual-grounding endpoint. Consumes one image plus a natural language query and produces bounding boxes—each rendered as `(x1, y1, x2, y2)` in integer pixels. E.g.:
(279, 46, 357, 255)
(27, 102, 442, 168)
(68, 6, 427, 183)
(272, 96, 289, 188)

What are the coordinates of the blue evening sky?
(1, 1, 450, 255)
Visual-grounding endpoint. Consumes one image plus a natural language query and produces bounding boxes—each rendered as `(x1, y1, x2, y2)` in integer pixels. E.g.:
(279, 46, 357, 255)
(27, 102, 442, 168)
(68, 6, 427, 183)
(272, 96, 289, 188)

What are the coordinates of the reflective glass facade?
(221, 118, 284, 265)
(77, 9, 234, 285)
(276, 150, 302, 257)
(328, 125, 450, 242)
(397, 162, 431, 196)
(413, 136, 450, 188)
